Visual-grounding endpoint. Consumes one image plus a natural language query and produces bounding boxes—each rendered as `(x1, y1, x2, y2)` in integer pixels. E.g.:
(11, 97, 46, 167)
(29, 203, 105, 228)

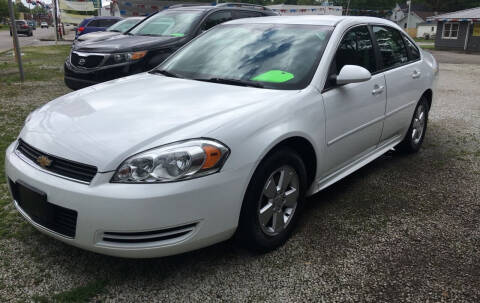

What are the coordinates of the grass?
(0, 45, 72, 240)
(421, 44, 436, 50)
(0, 45, 71, 83)
(32, 280, 107, 303)
(414, 37, 435, 43)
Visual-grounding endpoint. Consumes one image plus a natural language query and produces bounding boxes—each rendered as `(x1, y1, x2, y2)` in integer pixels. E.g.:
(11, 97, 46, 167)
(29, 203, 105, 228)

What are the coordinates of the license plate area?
(9, 179, 78, 238)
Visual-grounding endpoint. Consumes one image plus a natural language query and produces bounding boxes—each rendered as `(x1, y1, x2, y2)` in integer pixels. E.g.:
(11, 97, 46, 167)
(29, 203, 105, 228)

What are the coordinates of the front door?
(322, 25, 387, 175)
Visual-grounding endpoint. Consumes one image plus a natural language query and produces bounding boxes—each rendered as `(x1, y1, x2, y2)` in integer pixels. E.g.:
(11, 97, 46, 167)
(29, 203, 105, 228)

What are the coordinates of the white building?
(416, 21, 437, 39)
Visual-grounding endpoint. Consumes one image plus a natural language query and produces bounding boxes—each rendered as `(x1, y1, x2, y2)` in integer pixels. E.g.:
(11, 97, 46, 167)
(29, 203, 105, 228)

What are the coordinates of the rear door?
(321, 25, 387, 174)
(372, 26, 426, 142)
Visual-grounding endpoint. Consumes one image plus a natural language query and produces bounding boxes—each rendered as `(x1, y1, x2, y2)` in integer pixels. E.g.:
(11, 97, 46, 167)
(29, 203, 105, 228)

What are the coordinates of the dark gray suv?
(10, 20, 33, 36)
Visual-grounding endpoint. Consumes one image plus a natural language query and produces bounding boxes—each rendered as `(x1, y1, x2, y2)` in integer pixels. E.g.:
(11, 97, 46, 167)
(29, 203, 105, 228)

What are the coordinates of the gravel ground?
(0, 54, 479, 302)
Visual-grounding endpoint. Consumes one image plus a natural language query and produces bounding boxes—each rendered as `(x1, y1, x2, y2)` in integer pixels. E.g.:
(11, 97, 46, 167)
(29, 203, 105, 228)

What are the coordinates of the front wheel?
(397, 97, 429, 153)
(237, 148, 307, 253)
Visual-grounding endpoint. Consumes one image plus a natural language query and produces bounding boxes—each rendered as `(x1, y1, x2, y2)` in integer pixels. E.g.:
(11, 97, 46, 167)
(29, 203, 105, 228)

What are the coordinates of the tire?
(396, 96, 429, 153)
(237, 147, 307, 253)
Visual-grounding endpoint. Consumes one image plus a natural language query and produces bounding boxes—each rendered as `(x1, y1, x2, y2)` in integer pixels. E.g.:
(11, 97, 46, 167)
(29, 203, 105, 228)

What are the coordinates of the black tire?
(396, 96, 429, 153)
(237, 147, 307, 253)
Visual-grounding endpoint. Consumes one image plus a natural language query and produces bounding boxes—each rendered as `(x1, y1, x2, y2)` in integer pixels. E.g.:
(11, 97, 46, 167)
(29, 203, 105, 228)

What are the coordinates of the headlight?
(112, 50, 147, 63)
(111, 139, 230, 183)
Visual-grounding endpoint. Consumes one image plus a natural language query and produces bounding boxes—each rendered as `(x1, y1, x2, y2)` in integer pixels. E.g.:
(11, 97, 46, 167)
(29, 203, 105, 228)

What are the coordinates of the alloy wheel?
(411, 104, 426, 145)
(258, 165, 299, 236)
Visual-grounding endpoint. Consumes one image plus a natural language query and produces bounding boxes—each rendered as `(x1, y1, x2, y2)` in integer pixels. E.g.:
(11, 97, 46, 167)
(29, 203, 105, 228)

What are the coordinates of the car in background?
(27, 20, 36, 30)
(75, 17, 145, 45)
(64, 3, 276, 90)
(75, 16, 122, 39)
(10, 20, 33, 36)
(40, 22, 48, 28)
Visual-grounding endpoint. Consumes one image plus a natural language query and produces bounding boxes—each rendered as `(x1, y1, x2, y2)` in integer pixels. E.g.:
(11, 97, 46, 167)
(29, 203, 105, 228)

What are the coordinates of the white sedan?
(5, 16, 438, 258)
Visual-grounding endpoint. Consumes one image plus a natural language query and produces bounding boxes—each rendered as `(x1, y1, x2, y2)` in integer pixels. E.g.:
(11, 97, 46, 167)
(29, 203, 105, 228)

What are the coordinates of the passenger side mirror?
(335, 65, 372, 85)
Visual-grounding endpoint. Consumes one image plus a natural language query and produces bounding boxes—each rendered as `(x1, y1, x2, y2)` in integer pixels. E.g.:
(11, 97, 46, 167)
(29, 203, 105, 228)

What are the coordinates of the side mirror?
(335, 65, 372, 85)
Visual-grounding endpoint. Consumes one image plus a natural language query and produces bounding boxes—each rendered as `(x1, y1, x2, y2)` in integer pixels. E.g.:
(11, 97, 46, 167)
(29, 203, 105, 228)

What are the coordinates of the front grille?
(10, 179, 78, 238)
(16, 139, 98, 183)
(102, 223, 197, 244)
(71, 52, 104, 68)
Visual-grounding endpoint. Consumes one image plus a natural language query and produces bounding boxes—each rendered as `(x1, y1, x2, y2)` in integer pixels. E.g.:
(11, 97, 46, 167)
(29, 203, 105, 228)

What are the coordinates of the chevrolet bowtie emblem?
(37, 155, 52, 168)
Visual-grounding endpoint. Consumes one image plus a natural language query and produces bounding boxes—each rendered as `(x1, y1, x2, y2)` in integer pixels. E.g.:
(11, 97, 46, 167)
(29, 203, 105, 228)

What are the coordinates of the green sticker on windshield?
(251, 70, 294, 83)
(170, 33, 185, 37)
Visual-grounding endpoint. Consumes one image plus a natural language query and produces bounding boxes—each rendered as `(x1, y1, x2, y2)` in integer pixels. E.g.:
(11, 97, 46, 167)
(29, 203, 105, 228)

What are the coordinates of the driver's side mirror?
(335, 65, 372, 85)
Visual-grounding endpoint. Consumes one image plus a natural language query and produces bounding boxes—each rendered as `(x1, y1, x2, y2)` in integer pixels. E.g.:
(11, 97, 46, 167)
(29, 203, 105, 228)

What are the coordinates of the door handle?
(412, 70, 422, 79)
(372, 85, 385, 95)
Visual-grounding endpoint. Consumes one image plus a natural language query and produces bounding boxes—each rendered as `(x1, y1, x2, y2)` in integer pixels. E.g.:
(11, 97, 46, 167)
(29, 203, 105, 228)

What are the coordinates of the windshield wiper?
(194, 77, 264, 88)
(149, 69, 183, 78)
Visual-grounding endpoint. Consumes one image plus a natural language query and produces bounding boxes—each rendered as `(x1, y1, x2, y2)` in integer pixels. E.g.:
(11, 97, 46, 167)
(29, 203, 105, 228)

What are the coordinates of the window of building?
(442, 22, 459, 39)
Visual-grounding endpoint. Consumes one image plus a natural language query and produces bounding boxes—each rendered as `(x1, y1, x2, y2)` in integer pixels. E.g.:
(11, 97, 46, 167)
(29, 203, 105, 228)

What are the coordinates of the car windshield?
(129, 10, 202, 37)
(107, 18, 142, 33)
(155, 23, 333, 90)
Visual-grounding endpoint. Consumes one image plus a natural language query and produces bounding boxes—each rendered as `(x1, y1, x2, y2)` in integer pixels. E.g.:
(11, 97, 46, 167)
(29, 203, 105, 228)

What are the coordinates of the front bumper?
(5, 141, 250, 258)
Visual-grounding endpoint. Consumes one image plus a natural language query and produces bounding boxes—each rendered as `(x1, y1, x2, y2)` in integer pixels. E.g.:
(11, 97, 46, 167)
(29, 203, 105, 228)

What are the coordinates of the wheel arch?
(255, 136, 318, 190)
(422, 89, 433, 112)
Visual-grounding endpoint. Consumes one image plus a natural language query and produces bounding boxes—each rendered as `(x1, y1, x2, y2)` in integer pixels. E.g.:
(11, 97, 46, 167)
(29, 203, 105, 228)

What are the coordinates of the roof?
(417, 21, 437, 26)
(227, 15, 397, 27)
(397, 11, 435, 23)
(428, 7, 480, 21)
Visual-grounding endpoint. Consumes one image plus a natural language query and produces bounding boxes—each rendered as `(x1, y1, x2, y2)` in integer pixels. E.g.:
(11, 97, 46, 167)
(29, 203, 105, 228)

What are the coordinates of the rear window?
(16, 21, 26, 25)
(79, 19, 90, 27)
(98, 19, 119, 27)
(233, 11, 263, 19)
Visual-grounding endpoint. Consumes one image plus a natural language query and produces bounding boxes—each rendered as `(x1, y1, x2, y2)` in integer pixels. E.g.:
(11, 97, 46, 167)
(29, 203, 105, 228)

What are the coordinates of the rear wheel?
(237, 148, 307, 253)
(397, 97, 429, 153)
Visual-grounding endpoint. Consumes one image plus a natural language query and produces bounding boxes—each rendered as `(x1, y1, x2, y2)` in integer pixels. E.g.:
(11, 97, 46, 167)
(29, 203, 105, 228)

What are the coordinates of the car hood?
(20, 73, 297, 172)
(73, 35, 183, 53)
(77, 31, 121, 43)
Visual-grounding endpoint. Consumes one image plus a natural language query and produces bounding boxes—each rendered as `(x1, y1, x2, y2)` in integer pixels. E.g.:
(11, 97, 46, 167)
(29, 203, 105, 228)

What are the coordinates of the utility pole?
(346, 0, 351, 16)
(8, 0, 25, 82)
(53, 0, 59, 41)
(407, 0, 412, 35)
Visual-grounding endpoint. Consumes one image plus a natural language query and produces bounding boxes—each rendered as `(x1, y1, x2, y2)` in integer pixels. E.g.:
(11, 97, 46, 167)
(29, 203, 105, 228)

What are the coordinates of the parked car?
(6, 16, 438, 258)
(75, 17, 145, 45)
(40, 22, 48, 28)
(10, 20, 33, 36)
(27, 20, 36, 30)
(64, 4, 276, 90)
(75, 16, 122, 39)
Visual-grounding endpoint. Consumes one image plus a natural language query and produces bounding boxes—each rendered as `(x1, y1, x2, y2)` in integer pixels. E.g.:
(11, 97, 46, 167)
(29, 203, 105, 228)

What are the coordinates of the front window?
(155, 24, 333, 90)
(442, 22, 459, 39)
(107, 18, 142, 33)
(372, 26, 409, 69)
(129, 10, 202, 37)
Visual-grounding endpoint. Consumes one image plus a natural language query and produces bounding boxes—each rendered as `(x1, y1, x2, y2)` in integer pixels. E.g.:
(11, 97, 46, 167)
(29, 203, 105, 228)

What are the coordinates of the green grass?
(421, 44, 436, 50)
(32, 280, 107, 303)
(0, 45, 72, 240)
(0, 45, 71, 83)
(414, 37, 434, 42)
